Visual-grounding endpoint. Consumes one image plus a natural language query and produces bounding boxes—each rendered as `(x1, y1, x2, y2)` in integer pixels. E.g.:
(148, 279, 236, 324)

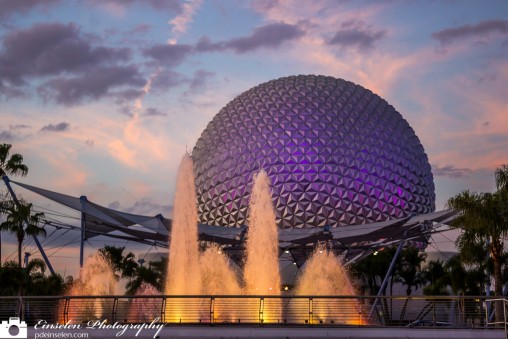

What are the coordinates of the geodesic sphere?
(192, 75, 435, 229)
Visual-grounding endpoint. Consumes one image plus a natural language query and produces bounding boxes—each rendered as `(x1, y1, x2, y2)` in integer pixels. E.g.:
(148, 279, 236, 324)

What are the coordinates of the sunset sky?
(1, 0, 507, 276)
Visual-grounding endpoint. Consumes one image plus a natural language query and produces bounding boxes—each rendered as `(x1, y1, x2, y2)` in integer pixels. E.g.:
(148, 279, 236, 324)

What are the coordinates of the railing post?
(112, 297, 118, 323)
(18, 296, 23, 321)
(161, 297, 166, 323)
(259, 297, 264, 323)
(504, 299, 507, 336)
(64, 297, 69, 324)
(210, 297, 215, 324)
(309, 298, 313, 325)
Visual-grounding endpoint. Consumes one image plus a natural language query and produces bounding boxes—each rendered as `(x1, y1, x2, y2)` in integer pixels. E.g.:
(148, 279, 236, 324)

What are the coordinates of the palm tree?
(0, 202, 46, 266)
(24, 258, 67, 296)
(0, 260, 25, 295)
(351, 247, 399, 324)
(1, 143, 29, 262)
(0, 258, 67, 296)
(395, 247, 427, 322)
(423, 260, 449, 295)
(495, 164, 508, 192)
(0, 143, 29, 178)
(448, 168, 508, 296)
(98, 245, 139, 280)
(447, 164, 508, 322)
(126, 263, 163, 295)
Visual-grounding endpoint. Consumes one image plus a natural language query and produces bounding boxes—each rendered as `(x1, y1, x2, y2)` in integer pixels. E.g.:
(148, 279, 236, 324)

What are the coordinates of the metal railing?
(0, 295, 502, 328)
(485, 298, 508, 336)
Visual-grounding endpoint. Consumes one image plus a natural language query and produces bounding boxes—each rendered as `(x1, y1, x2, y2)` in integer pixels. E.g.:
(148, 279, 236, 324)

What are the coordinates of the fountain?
(160, 155, 358, 324)
(127, 283, 162, 322)
(165, 154, 201, 296)
(62, 154, 360, 325)
(62, 252, 117, 322)
(294, 246, 361, 324)
(243, 170, 281, 296)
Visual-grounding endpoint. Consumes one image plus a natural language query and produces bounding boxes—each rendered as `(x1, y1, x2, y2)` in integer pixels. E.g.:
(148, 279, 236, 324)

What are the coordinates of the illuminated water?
(65, 154, 359, 324)
(294, 247, 360, 324)
(160, 156, 358, 323)
(65, 252, 117, 321)
(243, 170, 281, 296)
(165, 154, 201, 296)
(128, 283, 162, 322)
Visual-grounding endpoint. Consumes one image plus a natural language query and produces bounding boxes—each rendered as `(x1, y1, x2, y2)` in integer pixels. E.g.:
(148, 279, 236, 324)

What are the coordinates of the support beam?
(1, 175, 55, 275)
(368, 238, 405, 320)
(79, 196, 87, 268)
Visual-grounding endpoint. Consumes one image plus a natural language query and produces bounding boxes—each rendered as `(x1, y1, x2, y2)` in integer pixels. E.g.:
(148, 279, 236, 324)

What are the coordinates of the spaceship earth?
(192, 75, 435, 229)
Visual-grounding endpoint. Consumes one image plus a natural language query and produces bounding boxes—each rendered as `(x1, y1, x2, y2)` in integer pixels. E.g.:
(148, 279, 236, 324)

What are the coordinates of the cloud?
(145, 23, 304, 66)
(0, 0, 60, 20)
(0, 124, 31, 140)
(150, 70, 187, 92)
(168, 0, 203, 44)
(40, 122, 70, 133)
(250, 0, 281, 12)
(109, 197, 172, 216)
(224, 22, 304, 53)
(432, 19, 508, 46)
(84, 139, 94, 149)
(328, 21, 386, 52)
(143, 107, 167, 117)
(87, 0, 181, 16)
(0, 23, 131, 85)
(195, 22, 305, 54)
(432, 165, 474, 178)
(0, 130, 14, 140)
(118, 106, 167, 117)
(189, 69, 215, 91)
(143, 43, 193, 66)
(0, 22, 142, 103)
(130, 24, 151, 34)
(38, 65, 146, 105)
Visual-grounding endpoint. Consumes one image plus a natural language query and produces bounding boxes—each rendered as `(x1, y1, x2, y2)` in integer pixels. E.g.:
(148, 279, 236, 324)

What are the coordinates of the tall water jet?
(295, 247, 361, 324)
(165, 154, 202, 322)
(243, 170, 281, 322)
(243, 170, 281, 295)
(165, 154, 202, 296)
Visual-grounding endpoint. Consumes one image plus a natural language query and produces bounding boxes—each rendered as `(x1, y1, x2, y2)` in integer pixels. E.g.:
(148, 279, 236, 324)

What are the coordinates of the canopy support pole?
(1, 175, 55, 274)
(79, 196, 87, 268)
(368, 237, 405, 320)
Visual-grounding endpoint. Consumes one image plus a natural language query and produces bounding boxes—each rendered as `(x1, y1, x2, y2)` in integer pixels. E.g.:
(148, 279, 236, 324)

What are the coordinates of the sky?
(0, 0, 507, 277)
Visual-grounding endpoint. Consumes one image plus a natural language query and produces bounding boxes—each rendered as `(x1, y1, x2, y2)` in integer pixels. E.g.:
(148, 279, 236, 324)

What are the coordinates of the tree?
(351, 247, 399, 324)
(0, 143, 29, 262)
(351, 247, 398, 296)
(395, 247, 427, 322)
(447, 164, 508, 322)
(126, 263, 162, 295)
(0, 258, 68, 296)
(98, 245, 139, 280)
(0, 143, 28, 178)
(423, 259, 449, 295)
(0, 202, 46, 266)
(0, 260, 25, 295)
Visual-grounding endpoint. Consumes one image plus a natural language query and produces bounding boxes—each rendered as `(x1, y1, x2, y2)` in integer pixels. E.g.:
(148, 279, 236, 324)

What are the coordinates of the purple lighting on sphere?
(192, 75, 435, 229)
